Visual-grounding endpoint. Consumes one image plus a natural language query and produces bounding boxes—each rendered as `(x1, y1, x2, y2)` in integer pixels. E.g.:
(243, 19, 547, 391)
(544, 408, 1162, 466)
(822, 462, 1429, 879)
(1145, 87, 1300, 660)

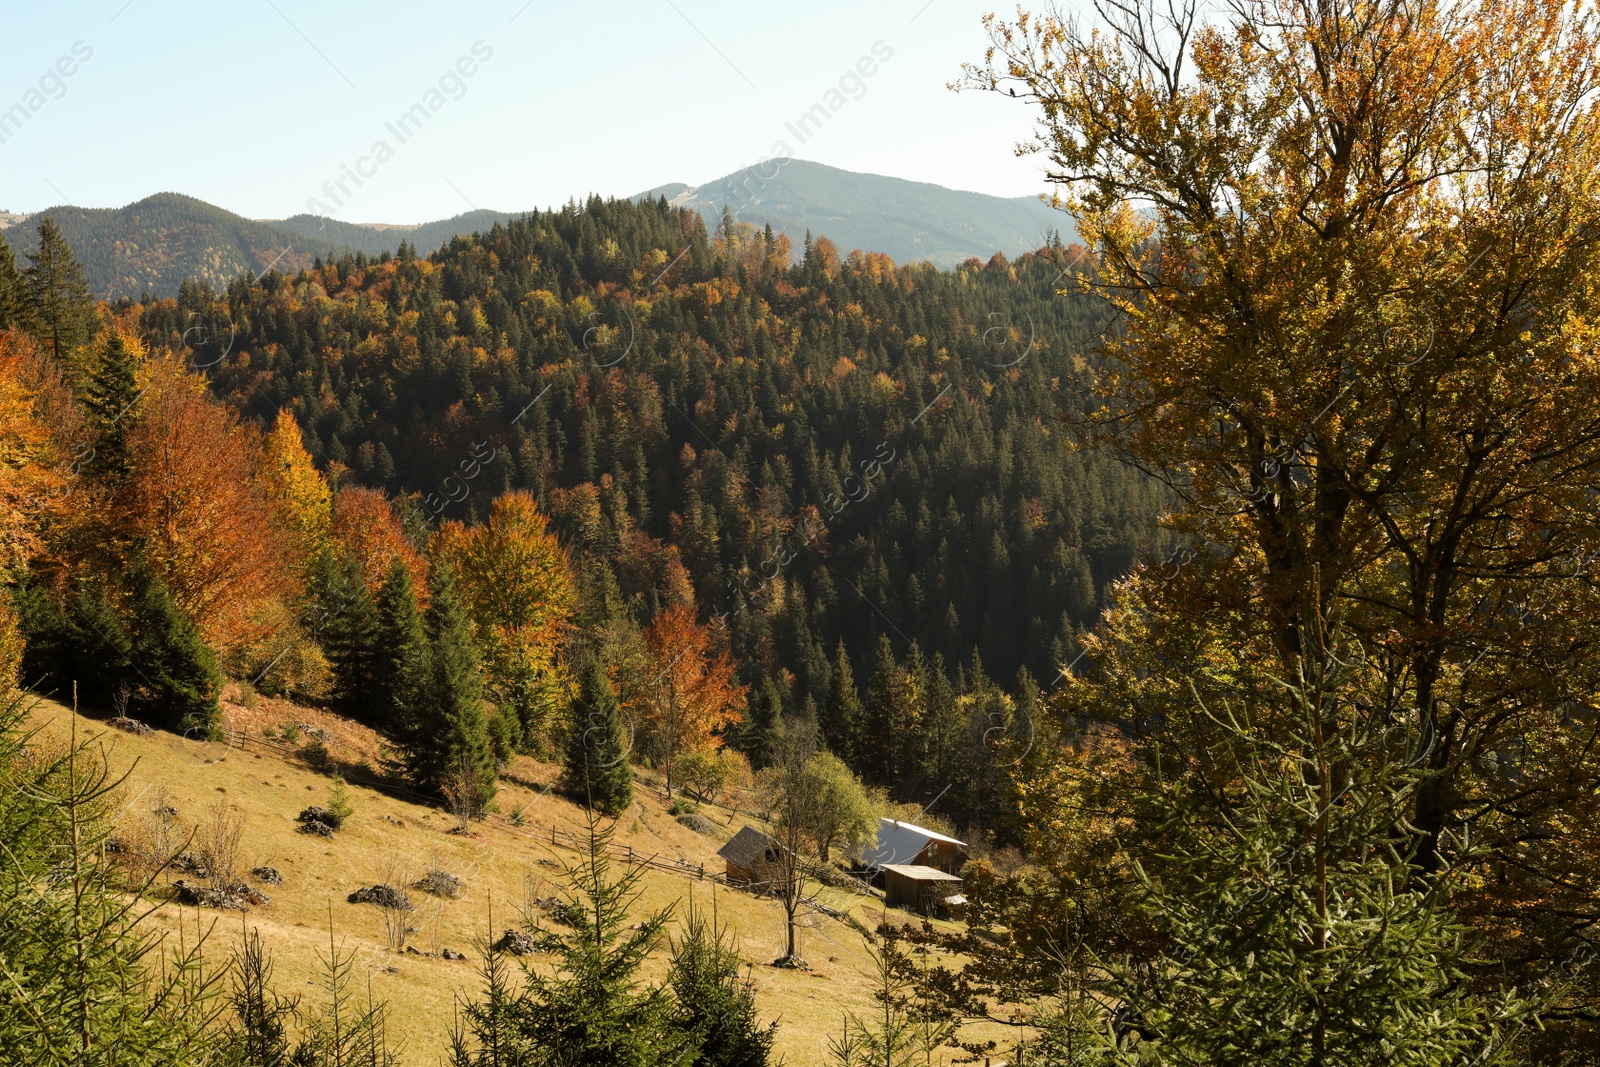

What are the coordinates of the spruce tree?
(1090, 650, 1534, 1066)
(448, 917, 530, 1066)
(223, 926, 300, 1066)
(402, 565, 496, 807)
(0, 689, 224, 1064)
(666, 902, 777, 1067)
(79, 328, 144, 480)
(290, 911, 398, 1066)
(862, 634, 917, 792)
(0, 229, 27, 332)
(316, 550, 380, 721)
(563, 657, 633, 817)
(22, 215, 94, 362)
(827, 933, 955, 1067)
(909, 651, 959, 809)
(15, 579, 134, 709)
(821, 639, 864, 767)
(505, 815, 683, 1066)
(127, 565, 222, 735)
(370, 559, 430, 736)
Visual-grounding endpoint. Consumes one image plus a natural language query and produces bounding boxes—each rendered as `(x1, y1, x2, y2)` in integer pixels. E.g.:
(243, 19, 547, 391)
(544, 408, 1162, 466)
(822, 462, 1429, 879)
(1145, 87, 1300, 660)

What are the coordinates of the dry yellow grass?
(23, 693, 1017, 1065)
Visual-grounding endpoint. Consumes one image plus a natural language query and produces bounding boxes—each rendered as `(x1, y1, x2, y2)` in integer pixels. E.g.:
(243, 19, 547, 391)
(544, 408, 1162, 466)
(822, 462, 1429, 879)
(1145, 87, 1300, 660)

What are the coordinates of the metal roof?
(878, 864, 963, 882)
(717, 825, 778, 867)
(862, 818, 967, 869)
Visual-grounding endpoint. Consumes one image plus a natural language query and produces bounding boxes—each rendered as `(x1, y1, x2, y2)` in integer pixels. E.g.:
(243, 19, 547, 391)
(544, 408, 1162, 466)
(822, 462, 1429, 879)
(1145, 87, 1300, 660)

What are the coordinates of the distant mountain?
(634, 159, 1072, 268)
(272, 210, 515, 257)
(1, 161, 1071, 299)
(1, 194, 518, 299)
(3, 194, 328, 299)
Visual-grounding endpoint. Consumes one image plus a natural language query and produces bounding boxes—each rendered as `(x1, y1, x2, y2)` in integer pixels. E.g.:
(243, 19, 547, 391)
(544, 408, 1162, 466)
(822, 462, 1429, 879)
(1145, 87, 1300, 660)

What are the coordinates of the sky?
(0, 0, 1061, 224)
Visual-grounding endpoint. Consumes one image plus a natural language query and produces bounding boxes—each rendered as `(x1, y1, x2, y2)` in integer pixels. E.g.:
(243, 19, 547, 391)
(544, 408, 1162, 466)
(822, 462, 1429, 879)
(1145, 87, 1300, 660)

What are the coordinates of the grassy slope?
(23, 692, 1012, 1065)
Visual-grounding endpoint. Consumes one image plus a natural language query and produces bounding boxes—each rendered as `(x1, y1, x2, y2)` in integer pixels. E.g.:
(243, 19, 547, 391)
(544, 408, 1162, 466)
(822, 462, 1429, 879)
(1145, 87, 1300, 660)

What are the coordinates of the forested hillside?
(7, 0, 1600, 1061)
(135, 196, 1162, 749)
(0, 193, 1162, 845)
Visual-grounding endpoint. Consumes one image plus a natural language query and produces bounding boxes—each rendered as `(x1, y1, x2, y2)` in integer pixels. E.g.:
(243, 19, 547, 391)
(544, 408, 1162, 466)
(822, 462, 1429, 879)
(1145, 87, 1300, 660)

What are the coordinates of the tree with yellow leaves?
(0, 334, 65, 588)
(969, 0, 1600, 1056)
(260, 408, 332, 569)
(438, 491, 576, 753)
(331, 485, 428, 600)
(119, 353, 292, 655)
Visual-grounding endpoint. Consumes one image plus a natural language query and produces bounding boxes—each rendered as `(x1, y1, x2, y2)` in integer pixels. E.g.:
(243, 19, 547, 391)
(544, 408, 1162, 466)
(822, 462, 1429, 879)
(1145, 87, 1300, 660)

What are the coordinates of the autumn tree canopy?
(970, 0, 1600, 1054)
(637, 603, 747, 796)
(435, 490, 576, 752)
(119, 353, 292, 654)
(331, 485, 428, 601)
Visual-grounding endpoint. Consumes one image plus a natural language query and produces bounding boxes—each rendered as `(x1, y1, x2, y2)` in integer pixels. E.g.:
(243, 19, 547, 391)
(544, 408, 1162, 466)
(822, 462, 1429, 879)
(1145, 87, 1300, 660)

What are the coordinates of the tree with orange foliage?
(0, 334, 65, 588)
(638, 602, 747, 796)
(118, 353, 291, 655)
(0, 332, 66, 684)
(435, 491, 576, 753)
(330, 485, 428, 600)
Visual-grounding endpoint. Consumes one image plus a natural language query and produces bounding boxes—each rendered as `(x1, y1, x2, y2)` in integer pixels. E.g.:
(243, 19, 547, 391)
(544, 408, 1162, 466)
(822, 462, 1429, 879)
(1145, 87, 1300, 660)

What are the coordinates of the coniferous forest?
(5, 0, 1600, 1063)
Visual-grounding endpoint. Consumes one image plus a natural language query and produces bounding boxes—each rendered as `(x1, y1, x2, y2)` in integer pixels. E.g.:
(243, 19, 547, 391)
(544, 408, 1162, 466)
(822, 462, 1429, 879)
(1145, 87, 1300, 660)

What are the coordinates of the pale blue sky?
(0, 0, 1058, 223)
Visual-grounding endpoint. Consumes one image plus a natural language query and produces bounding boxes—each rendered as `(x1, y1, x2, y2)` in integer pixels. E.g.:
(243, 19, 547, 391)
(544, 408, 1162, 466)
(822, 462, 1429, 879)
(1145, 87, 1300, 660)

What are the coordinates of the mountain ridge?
(634, 158, 1072, 268)
(2, 161, 1075, 298)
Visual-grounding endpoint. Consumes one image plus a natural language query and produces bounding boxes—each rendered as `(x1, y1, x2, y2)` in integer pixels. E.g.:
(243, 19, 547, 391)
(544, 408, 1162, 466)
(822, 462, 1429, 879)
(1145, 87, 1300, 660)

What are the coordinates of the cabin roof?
(862, 818, 966, 869)
(878, 864, 964, 882)
(717, 825, 777, 867)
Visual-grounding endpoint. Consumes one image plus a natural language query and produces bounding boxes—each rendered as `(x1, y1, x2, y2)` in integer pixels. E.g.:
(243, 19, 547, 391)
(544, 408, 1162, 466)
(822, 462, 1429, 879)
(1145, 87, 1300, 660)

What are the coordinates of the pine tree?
(22, 215, 94, 362)
(563, 657, 633, 817)
(370, 559, 430, 736)
(666, 901, 777, 1067)
(821, 640, 864, 767)
(0, 230, 27, 332)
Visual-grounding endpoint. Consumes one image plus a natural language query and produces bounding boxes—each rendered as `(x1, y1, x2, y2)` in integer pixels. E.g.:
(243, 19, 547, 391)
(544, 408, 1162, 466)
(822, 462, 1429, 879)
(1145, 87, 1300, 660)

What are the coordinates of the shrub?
(299, 735, 329, 770)
(197, 799, 245, 892)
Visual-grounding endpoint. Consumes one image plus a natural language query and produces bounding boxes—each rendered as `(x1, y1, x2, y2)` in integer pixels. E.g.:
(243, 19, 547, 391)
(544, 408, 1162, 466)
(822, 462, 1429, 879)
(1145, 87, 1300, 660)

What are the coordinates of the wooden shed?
(717, 825, 785, 890)
(880, 864, 965, 917)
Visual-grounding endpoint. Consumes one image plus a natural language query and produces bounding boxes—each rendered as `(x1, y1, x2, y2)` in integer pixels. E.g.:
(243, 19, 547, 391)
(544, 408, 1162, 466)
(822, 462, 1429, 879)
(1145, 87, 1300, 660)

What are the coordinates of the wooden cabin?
(717, 825, 785, 890)
(862, 818, 967, 874)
